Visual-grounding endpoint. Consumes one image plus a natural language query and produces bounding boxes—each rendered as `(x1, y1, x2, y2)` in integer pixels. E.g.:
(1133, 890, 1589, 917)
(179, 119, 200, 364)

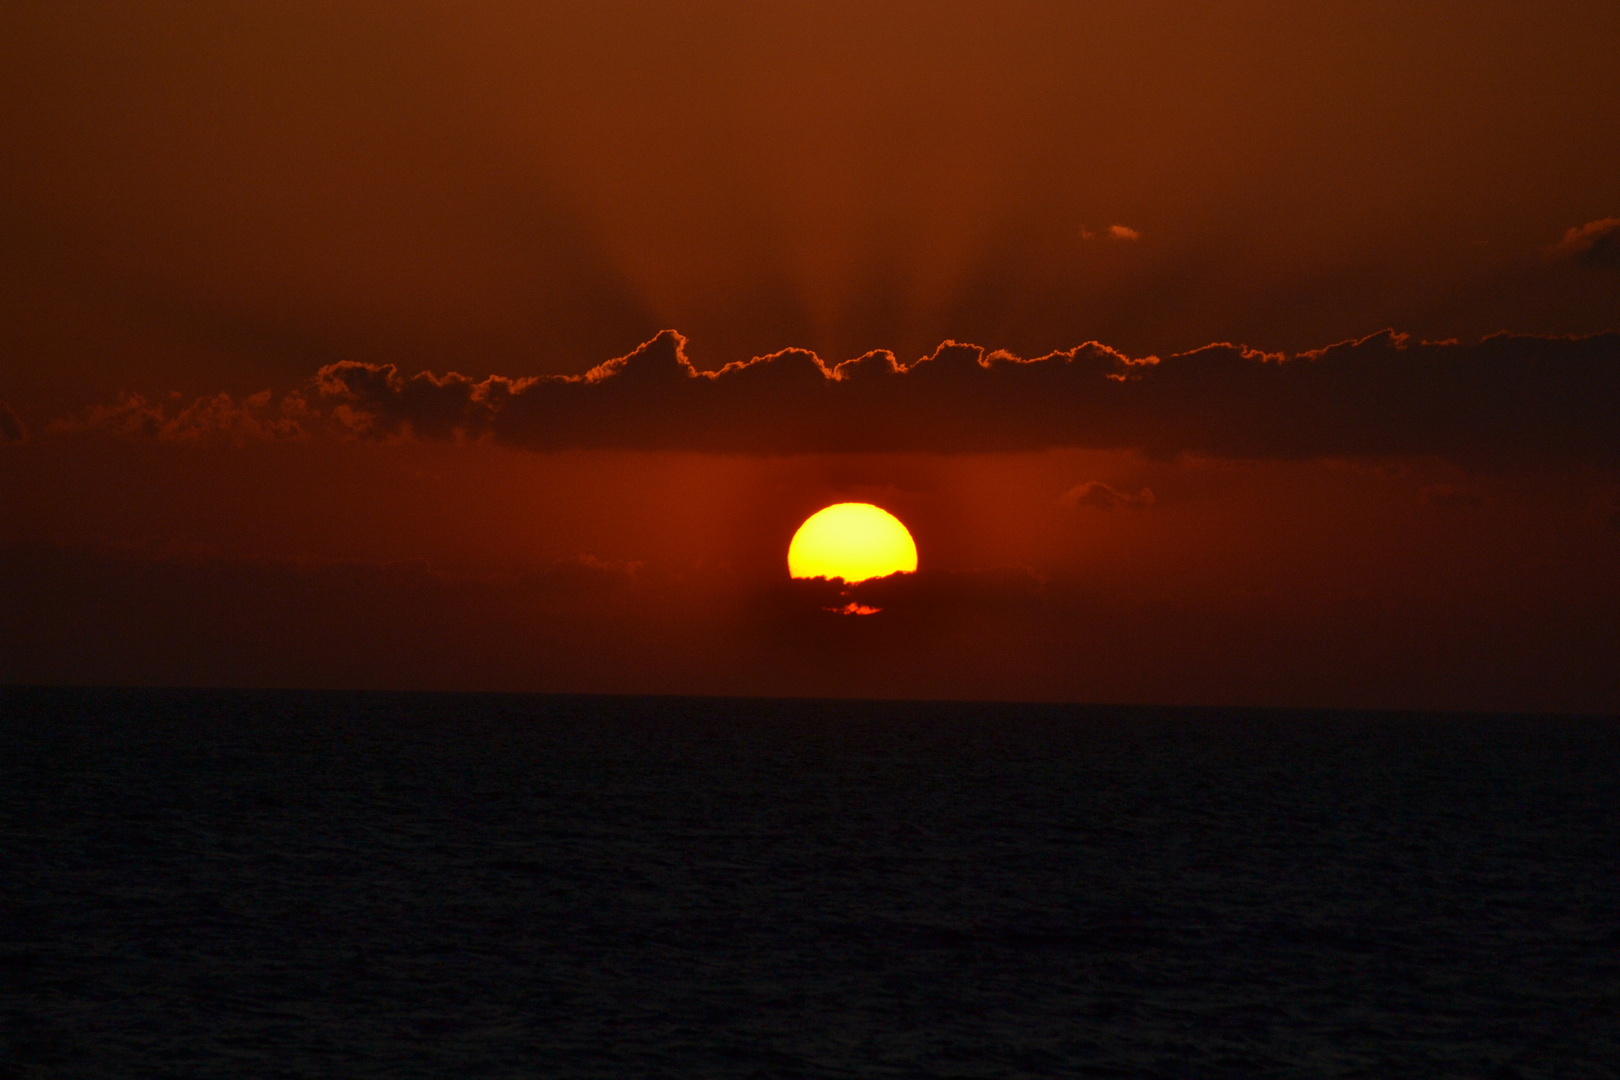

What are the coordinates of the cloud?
(1551, 217, 1620, 269)
(0, 541, 671, 692)
(53, 390, 307, 442)
(0, 541, 1051, 699)
(759, 566, 1051, 648)
(304, 329, 1620, 467)
(60, 328, 1620, 467)
(1059, 482, 1155, 509)
(1079, 224, 1142, 241)
(7, 541, 1616, 710)
(0, 403, 25, 444)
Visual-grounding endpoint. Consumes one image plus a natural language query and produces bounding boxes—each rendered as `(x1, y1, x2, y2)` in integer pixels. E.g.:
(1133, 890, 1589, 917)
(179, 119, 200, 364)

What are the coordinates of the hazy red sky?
(3, 1, 1617, 709)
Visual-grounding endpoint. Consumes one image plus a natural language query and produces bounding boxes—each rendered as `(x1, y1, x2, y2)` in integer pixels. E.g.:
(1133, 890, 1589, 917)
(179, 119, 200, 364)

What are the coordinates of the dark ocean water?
(2, 689, 1616, 1079)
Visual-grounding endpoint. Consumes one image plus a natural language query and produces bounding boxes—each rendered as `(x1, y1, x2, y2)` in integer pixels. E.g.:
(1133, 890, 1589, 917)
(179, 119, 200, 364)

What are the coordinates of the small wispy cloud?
(1079, 224, 1143, 241)
(825, 601, 882, 616)
(1550, 217, 1620, 268)
(1059, 482, 1155, 510)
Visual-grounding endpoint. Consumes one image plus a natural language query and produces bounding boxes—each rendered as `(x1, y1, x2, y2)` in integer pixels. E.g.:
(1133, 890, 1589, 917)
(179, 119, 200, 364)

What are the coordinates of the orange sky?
(2, 1, 1617, 709)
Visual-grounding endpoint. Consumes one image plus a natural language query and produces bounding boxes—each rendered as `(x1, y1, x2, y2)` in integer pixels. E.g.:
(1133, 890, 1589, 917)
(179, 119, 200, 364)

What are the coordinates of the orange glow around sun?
(788, 503, 918, 583)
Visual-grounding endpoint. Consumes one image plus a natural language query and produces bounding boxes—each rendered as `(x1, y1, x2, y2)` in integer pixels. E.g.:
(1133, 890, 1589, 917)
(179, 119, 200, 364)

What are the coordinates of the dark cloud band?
(68, 329, 1620, 466)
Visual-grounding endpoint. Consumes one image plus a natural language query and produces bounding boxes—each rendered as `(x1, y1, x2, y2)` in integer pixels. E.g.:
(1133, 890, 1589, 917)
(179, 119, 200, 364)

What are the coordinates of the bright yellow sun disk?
(788, 503, 918, 583)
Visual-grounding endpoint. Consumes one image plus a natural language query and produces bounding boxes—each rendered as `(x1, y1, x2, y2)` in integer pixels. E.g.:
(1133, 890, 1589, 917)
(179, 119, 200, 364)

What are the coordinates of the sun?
(788, 503, 918, 583)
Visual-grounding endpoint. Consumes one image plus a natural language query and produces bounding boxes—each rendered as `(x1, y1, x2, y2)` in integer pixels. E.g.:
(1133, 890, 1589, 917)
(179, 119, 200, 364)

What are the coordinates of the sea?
(2, 688, 1615, 1079)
